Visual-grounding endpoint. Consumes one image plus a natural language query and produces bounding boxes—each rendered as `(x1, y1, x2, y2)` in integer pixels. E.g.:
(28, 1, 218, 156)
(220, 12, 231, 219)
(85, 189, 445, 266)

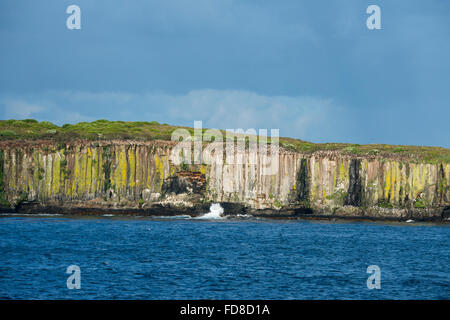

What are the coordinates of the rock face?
(162, 171, 206, 195)
(344, 159, 362, 207)
(0, 140, 449, 221)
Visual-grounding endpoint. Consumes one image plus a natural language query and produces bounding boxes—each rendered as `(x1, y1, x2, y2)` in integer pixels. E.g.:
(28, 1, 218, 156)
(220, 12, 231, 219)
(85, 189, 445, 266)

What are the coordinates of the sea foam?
(195, 203, 225, 219)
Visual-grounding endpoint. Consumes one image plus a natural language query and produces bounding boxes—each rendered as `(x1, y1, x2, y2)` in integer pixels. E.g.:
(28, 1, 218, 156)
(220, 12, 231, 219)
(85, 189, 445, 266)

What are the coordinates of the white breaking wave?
(156, 215, 192, 219)
(195, 203, 225, 219)
(235, 214, 253, 219)
(0, 213, 62, 217)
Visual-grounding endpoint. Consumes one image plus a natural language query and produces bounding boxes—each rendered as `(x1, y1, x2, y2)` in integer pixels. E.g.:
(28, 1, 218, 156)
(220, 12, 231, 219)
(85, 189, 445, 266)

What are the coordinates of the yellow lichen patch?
(154, 153, 165, 190)
(90, 148, 97, 195)
(45, 154, 52, 199)
(113, 146, 128, 192)
(309, 158, 316, 199)
(52, 152, 61, 196)
(339, 161, 346, 182)
(97, 149, 103, 193)
(410, 163, 427, 199)
(420, 164, 426, 191)
(86, 148, 93, 195)
(400, 162, 407, 203)
(110, 150, 117, 191)
(128, 148, 136, 188)
(38, 152, 45, 199)
(72, 151, 80, 196)
(395, 162, 401, 204)
(79, 151, 87, 196)
(412, 164, 421, 197)
(121, 149, 127, 190)
(384, 163, 391, 200)
(390, 163, 396, 203)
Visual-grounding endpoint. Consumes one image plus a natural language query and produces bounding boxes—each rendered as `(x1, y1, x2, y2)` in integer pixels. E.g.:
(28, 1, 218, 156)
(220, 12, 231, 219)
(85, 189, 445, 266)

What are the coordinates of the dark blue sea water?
(0, 214, 448, 299)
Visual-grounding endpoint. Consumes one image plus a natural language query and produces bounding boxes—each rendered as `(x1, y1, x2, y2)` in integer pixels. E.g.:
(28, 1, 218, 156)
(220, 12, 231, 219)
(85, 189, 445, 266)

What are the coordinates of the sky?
(0, 0, 449, 147)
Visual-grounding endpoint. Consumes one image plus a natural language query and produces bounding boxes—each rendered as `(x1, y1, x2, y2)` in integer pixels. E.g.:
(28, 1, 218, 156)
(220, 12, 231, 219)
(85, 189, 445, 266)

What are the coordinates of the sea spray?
(195, 203, 224, 219)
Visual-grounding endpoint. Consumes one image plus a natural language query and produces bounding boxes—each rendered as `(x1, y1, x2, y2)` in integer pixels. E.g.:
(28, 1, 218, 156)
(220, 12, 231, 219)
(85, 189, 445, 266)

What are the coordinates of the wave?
(194, 203, 225, 219)
(155, 215, 192, 219)
(235, 214, 253, 219)
(0, 213, 62, 217)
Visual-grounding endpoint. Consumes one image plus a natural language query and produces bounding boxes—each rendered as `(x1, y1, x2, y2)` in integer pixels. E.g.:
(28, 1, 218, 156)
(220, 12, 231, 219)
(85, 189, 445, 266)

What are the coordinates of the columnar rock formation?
(0, 140, 449, 220)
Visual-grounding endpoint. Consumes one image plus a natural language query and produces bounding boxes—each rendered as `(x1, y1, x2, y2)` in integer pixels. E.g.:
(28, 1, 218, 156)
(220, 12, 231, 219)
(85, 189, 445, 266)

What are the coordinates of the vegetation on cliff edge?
(1, 119, 449, 163)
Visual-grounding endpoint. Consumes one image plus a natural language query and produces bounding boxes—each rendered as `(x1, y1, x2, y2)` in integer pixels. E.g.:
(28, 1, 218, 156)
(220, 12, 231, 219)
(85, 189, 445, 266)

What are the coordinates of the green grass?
(0, 119, 185, 142)
(278, 139, 450, 163)
(273, 199, 282, 208)
(1, 119, 449, 163)
(377, 199, 394, 209)
(414, 198, 426, 209)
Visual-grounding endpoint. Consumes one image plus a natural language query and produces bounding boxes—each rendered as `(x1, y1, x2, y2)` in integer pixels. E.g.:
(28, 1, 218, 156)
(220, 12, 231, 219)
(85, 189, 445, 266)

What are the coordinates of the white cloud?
(2, 100, 46, 118)
(0, 89, 350, 142)
(1, 96, 94, 124)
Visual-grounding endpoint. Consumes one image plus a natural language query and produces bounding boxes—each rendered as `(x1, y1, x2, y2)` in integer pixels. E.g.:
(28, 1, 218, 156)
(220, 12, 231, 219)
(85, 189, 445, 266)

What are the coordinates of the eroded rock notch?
(161, 171, 206, 195)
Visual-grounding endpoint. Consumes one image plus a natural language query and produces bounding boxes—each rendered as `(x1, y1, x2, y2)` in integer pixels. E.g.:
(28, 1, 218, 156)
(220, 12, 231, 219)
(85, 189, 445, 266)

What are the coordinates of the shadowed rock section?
(345, 159, 362, 206)
(162, 171, 206, 195)
(296, 158, 309, 203)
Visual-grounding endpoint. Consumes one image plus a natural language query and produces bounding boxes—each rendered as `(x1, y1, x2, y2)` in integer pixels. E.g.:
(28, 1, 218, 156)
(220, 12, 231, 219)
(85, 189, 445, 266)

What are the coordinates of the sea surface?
(0, 211, 448, 299)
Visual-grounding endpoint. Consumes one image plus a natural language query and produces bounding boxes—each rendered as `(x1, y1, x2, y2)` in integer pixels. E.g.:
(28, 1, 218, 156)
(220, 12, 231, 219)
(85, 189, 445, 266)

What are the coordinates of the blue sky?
(1, 0, 449, 147)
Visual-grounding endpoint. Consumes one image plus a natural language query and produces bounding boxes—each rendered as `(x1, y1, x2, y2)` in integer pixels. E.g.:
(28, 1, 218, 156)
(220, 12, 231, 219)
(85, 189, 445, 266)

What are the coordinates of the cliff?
(0, 120, 449, 221)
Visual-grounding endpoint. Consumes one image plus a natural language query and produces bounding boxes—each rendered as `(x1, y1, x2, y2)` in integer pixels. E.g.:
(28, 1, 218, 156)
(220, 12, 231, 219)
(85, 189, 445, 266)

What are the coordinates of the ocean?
(0, 210, 448, 300)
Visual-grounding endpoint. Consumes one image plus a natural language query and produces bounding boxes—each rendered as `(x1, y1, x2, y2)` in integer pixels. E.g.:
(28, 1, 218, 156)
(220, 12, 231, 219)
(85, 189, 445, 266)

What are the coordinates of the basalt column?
(344, 159, 362, 206)
(296, 158, 310, 203)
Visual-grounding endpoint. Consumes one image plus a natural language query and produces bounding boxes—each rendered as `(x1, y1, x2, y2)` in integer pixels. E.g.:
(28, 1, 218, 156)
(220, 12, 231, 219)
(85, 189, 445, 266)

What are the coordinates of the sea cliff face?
(1, 140, 449, 221)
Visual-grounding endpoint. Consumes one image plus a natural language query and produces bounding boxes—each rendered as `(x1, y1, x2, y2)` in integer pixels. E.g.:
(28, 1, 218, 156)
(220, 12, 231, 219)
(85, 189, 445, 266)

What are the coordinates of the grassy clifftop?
(0, 119, 178, 141)
(1, 119, 449, 163)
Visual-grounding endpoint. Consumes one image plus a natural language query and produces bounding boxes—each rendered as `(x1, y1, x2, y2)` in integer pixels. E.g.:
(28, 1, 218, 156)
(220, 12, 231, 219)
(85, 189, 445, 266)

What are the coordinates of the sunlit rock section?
(0, 140, 449, 220)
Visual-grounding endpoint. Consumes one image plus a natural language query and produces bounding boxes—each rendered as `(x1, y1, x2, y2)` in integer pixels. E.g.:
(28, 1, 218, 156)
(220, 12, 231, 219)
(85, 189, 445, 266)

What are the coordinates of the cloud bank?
(0, 90, 351, 143)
